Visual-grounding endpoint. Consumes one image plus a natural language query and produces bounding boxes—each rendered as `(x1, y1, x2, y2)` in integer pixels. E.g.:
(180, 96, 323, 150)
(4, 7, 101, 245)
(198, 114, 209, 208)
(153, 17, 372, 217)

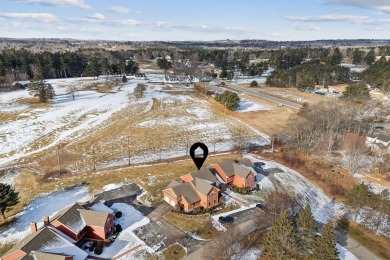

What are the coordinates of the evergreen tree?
(0, 183, 20, 219)
(365, 50, 376, 65)
(122, 75, 128, 83)
(311, 221, 339, 260)
(263, 211, 298, 259)
(27, 76, 55, 103)
(297, 204, 317, 257)
(297, 77, 316, 91)
(250, 80, 258, 87)
(342, 81, 370, 101)
(214, 90, 240, 111)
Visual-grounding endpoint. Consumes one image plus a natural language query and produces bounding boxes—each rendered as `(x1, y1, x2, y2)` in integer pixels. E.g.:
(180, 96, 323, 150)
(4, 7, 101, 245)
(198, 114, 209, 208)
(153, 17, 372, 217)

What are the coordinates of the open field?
(0, 77, 267, 173)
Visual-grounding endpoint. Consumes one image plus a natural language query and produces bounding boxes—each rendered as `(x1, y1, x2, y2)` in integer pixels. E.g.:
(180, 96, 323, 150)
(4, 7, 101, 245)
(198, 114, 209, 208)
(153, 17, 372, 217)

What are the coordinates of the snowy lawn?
(0, 185, 90, 245)
(237, 100, 270, 112)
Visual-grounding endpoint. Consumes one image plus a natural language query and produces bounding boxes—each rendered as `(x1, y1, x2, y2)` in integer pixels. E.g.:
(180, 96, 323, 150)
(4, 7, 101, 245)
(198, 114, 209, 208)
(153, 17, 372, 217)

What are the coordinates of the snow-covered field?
(234, 77, 267, 84)
(1, 76, 269, 172)
(0, 77, 146, 166)
(0, 185, 90, 244)
(237, 100, 270, 112)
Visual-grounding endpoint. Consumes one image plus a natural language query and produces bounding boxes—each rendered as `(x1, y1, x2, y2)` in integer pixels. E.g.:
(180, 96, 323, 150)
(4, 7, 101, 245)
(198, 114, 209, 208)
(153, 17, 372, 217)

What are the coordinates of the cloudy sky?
(2, 0, 390, 41)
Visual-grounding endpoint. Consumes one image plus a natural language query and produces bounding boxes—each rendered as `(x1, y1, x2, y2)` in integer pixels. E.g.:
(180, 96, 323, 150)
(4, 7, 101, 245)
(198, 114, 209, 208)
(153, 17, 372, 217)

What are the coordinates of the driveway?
(133, 202, 206, 254)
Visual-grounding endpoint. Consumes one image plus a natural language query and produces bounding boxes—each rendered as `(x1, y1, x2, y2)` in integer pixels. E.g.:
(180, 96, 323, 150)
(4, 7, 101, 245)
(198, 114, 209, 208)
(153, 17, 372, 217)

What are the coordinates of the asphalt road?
(225, 83, 303, 109)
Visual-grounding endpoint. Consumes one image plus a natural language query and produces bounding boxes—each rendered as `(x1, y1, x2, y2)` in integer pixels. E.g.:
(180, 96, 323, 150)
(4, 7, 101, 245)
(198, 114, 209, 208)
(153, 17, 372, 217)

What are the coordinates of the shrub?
(250, 80, 258, 87)
(115, 224, 122, 233)
(89, 240, 97, 251)
(115, 211, 122, 218)
(94, 241, 104, 255)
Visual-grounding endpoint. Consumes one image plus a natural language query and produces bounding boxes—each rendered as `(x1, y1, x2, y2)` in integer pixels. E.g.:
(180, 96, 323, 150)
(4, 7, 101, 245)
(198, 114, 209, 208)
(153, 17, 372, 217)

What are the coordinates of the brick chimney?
(42, 216, 49, 226)
(30, 222, 37, 233)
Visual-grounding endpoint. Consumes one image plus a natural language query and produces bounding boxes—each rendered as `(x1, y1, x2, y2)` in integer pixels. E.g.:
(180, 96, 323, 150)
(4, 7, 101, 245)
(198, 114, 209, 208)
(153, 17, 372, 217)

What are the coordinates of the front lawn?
(161, 243, 186, 260)
(164, 212, 220, 240)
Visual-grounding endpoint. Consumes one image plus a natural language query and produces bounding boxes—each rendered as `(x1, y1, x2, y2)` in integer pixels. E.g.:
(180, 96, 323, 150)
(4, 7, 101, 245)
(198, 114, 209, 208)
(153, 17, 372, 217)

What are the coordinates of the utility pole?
(92, 145, 96, 171)
(213, 127, 216, 153)
(224, 101, 227, 115)
(271, 135, 275, 153)
(56, 145, 61, 175)
(127, 135, 131, 165)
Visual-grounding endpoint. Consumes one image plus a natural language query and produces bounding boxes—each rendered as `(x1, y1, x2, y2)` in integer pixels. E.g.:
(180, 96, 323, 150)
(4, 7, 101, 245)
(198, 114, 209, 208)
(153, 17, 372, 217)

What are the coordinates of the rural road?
(224, 83, 303, 110)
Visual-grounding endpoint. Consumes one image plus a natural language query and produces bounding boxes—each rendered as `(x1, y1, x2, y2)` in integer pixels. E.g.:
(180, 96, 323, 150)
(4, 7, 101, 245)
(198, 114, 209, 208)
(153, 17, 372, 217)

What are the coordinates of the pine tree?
(263, 211, 298, 259)
(311, 221, 339, 260)
(296, 204, 317, 257)
(27, 76, 55, 103)
(0, 183, 20, 219)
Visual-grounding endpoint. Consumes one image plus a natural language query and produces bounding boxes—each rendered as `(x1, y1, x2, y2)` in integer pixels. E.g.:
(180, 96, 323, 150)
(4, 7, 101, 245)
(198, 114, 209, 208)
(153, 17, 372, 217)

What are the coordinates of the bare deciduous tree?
(265, 191, 300, 223)
(343, 133, 367, 176)
(67, 85, 78, 100)
(202, 224, 242, 260)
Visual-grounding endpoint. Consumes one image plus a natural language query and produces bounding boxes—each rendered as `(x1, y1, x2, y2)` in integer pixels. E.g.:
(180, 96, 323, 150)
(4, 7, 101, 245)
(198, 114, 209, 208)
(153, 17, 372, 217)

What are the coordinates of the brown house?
(2, 201, 115, 260)
(163, 159, 259, 211)
(214, 160, 255, 189)
(1, 226, 88, 260)
(51, 203, 114, 243)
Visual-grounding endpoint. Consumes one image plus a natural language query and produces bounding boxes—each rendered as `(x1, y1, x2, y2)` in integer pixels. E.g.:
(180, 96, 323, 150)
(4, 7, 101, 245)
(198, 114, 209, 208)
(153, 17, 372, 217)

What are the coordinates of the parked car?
(255, 204, 263, 209)
(219, 216, 234, 224)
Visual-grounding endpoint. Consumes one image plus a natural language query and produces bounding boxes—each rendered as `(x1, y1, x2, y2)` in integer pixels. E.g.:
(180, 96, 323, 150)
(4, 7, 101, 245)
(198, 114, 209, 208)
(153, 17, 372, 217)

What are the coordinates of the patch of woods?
(0, 49, 139, 91)
(284, 97, 385, 176)
(344, 183, 390, 236)
(204, 191, 339, 260)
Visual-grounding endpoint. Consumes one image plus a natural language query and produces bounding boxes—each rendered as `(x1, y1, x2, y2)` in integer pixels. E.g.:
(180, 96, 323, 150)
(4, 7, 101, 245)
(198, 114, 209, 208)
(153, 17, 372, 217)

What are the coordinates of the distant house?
(366, 134, 390, 155)
(135, 73, 147, 80)
(2, 200, 115, 260)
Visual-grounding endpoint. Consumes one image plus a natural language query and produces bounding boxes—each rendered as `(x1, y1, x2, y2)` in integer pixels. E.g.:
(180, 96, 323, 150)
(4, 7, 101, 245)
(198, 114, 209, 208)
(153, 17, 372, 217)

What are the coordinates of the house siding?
(51, 220, 79, 241)
(1, 250, 26, 260)
(214, 164, 228, 182)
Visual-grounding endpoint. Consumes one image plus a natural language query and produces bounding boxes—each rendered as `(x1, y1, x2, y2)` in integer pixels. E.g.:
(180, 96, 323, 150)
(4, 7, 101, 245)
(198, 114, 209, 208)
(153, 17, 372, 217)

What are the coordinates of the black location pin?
(189, 143, 209, 170)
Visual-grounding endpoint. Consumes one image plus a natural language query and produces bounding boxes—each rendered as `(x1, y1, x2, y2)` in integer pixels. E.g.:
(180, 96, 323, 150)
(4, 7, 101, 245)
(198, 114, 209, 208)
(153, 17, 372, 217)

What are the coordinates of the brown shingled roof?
(79, 209, 109, 227)
(4, 228, 75, 260)
(240, 158, 254, 168)
(171, 182, 200, 205)
(190, 168, 217, 184)
(53, 203, 86, 233)
(233, 164, 252, 179)
(216, 160, 237, 177)
(166, 180, 181, 189)
(191, 178, 214, 196)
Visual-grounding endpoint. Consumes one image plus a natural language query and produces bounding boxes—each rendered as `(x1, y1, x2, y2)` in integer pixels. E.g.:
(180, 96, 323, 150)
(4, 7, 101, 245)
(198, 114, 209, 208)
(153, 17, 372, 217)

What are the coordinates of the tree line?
(0, 49, 139, 90)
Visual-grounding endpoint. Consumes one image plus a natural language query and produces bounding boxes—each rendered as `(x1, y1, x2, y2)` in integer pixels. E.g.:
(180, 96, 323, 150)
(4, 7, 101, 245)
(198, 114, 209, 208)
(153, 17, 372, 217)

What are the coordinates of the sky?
(2, 0, 390, 41)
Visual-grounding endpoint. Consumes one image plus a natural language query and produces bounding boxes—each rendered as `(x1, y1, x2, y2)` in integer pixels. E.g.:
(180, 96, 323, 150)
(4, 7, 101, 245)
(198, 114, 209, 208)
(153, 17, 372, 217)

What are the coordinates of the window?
(208, 202, 210, 206)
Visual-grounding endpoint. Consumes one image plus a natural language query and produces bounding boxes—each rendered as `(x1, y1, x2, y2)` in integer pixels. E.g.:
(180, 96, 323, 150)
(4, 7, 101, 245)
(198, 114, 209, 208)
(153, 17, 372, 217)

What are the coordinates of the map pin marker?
(190, 143, 209, 170)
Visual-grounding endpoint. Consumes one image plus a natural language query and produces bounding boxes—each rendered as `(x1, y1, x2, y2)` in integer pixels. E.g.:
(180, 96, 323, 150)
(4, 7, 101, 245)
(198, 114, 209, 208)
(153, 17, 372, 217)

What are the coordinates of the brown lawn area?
(161, 243, 187, 260)
(164, 212, 220, 240)
(206, 94, 296, 137)
(345, 221, 390, 260)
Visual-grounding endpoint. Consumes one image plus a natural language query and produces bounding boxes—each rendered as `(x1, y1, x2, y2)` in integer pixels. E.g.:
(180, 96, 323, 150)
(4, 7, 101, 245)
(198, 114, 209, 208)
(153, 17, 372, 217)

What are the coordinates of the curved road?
(224, 83, 303, 110)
